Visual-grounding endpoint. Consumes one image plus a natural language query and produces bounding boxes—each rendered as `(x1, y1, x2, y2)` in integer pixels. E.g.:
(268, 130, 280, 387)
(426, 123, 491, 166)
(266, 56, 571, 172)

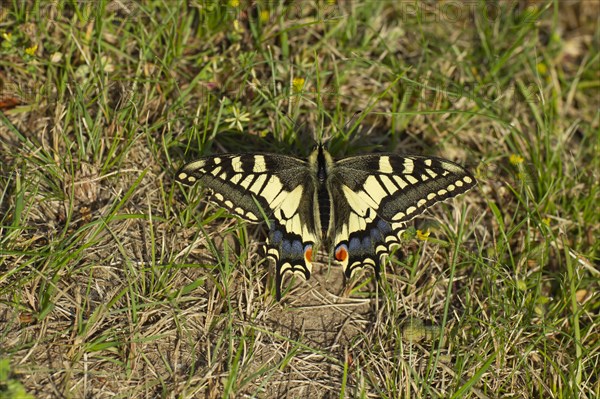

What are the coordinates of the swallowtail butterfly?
(176, 144, 476, 300)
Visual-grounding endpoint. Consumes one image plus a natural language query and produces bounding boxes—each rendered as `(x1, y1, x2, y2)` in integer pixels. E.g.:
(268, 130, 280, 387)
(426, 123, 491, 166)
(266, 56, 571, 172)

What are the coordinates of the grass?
(0, 0, 598, 398)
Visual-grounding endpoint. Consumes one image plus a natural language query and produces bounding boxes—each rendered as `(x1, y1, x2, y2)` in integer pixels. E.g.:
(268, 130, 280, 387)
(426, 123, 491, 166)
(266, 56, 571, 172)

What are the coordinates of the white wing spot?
(231, 156, 244, 172)
(214, 192, 224, 201)
(385, 235, 397, 243)
(417, 199, 427, 207)
(363, 258, 376, 267)
(427, 192, 436, 200)
(392, 222, 405, 231)
(375, 244, 388, 254)
(447, 184, 456, 192)
(426, 168, 438, 178)
(455, 180, 464, 187)
(424, 159, 432, 166)
(253, 155, 266, 173)
(441, 161, 464, 174)
(210, 166, 222, 177)
(246, 211, 259, 221)
(438, 189, 448, 196)
(406, 175, 418, 185)
(239, 174, 256, 189)
(249, 174, 267, 195)
(393, 176, 408, 189)
(379, 175, 398, 194)
(219, 172, 228, 180)
(392, 212, 406, 222)
(224, 200, 234, 208)
(280, 263, 292, 274)
(230, 173, 242, 184)
(406, 206, 417, 215)
(379, 156, 393, 173)
(185, 160, 205, 170)
(463, 176, 473, 184)
(403, 158, 414, 174)
(213, 158, 221, 165)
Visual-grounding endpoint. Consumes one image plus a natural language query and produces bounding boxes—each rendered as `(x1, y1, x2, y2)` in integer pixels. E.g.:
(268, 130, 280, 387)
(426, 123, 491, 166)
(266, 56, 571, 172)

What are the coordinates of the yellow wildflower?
(292, 77, 305, 93)
(25, 44, 38, 55)
(416, 229, 430, 241)
(509, 154, 524, 165)
(536, 63, 547, 75)
(542, 217, 550, 226)
(260, 10, 269, 23)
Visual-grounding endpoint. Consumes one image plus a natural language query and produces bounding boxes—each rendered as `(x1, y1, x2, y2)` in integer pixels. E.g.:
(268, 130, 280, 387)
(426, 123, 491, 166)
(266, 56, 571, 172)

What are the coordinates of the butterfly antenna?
(344, 110, 363, 132)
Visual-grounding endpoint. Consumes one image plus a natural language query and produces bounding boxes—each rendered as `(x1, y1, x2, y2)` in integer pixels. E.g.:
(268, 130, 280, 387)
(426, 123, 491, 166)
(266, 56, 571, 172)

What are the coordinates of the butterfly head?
(308, 143, 334, 183)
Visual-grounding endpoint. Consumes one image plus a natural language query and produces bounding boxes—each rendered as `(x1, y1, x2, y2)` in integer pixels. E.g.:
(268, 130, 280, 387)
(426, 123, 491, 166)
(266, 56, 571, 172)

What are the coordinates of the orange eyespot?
(335, 245, 348, 262)
(304, 246, 313, 263)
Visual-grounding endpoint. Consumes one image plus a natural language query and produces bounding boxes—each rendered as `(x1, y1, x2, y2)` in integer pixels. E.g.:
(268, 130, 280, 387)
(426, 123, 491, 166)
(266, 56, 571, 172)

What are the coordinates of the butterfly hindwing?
(176, 153, 319, 299)
(328, 154, 476, 278)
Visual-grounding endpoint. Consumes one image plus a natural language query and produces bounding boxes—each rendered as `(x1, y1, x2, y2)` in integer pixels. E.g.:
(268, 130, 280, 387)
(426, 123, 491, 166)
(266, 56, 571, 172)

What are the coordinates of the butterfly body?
(176, 144, 476, 299)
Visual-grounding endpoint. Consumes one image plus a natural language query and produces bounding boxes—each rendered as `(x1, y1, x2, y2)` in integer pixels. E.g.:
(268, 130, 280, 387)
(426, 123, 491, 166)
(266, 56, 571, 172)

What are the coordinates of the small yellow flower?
(509, 154, 524, 165)
(260, 10, 270, 23)
(292, 77, 305, 93)
(416, 229, 430, 241)
(25, 44, 38, 56)
(2, 32, 12, 41)
(536, 63, 547, 75)
(542, 217, 551, 226)
(228, 0, 239, 7)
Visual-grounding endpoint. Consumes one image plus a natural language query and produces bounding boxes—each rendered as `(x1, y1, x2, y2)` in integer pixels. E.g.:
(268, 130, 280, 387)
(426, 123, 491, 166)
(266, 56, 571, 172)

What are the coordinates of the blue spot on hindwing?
(348, 237, 361, 252)
(280, 239, 305, 258)
(270, 229, 283, 245)
(291, 240, 303, 256)
(377, 219, 392, 234)
(281, 239, 291, 255)
(362, 236, 372, 249)
(370, 226, 384, 242)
